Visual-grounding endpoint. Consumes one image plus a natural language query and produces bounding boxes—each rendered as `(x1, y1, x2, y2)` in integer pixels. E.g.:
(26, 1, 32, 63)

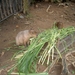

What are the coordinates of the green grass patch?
(8, 26, 75, 75)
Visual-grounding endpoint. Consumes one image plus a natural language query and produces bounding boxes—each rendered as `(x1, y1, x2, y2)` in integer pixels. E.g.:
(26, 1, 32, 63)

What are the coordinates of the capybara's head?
(29, 30, 37, 38)
(55, 22, 63, 29)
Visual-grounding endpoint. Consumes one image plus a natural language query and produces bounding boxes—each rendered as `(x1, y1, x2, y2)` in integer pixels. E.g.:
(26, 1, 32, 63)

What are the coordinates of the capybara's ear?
(55, 21, 63, 29)
(29, 30, 37, 34)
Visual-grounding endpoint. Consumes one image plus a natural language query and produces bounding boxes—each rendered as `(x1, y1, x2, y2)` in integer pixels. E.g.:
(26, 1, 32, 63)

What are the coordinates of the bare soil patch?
(0, 2, 75, 75)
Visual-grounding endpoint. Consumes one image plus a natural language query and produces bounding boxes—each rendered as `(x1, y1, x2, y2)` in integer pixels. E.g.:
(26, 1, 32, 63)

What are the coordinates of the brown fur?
(55, 22, 63, 29)
(16, 30, 37, 46)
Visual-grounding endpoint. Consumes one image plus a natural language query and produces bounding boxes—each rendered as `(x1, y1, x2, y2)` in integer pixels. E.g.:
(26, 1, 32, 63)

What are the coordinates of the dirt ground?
(0, 1, 75, 75)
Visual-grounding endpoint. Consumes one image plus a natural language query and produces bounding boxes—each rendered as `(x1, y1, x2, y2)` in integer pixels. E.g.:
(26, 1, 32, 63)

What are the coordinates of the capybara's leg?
(27, 40, 30, 46)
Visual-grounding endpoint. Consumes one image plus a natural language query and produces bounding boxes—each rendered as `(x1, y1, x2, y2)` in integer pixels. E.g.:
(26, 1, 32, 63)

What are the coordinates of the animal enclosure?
(0, 0, 23, 22)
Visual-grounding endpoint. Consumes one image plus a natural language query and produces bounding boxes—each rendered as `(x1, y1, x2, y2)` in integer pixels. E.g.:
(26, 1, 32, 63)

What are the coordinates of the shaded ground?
(0, 1, 75, 75)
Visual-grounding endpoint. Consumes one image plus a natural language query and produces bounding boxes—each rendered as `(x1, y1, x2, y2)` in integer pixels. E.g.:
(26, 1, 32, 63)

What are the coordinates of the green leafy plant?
(9, 72, 48, 75)
(9, 26, 75, 75)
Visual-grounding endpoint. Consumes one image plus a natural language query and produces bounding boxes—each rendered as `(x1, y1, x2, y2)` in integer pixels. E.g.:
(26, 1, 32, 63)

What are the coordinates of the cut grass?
(9, 26, 75, 75)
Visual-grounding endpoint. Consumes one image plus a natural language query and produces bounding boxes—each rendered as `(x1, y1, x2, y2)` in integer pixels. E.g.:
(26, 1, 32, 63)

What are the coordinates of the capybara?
(55, 21, 63, 29)
(16, 30, 37, 46)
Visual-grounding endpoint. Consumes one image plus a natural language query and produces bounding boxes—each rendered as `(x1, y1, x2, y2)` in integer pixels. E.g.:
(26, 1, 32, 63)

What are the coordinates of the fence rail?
(0, 0, 23, 22)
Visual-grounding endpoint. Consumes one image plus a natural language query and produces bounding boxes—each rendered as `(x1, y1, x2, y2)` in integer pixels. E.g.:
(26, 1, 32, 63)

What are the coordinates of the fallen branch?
(46, 5, 51, 12)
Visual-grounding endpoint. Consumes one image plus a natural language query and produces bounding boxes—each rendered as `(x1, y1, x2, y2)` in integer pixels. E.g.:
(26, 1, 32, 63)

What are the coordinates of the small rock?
(0, 29, 2, 31)
(3, 39, 7, 42)
(67, 20, 69, 22)
(25, 21, 31, 25)
(14, 16, 17, 19)
(59, 3, 65, 7)
(19, 15, 24, 19)
(1, 51, 5, 57)
(72, 8, 75, 10)
(14, 29, 16, 31)
(35, 4, 39, 8)
(16, 25, 19, 28)
(61, 15, 64, 18)
(73, 14, 75, 16)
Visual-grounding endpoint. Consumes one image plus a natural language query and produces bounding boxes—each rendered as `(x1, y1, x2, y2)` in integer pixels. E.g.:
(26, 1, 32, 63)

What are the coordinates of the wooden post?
(2, 0, 7, 17)
(23, 0, 29, 15)
(6, 0, 10, 15)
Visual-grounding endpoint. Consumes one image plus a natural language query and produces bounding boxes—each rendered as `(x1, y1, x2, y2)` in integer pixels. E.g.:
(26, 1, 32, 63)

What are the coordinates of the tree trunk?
(23, 0, 29, 14)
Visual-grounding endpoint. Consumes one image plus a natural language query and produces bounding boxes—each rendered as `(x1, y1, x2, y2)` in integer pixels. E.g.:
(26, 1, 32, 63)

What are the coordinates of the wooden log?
(18, 0, 23, 11)
(2, 0, 7, 17)
(17, 0, 22, 11)
(6, 0, 10, 15)
(15, 0, 18, 12)
(23, 0, 29, 14)
(20, 0, 23, 11)
(56, 32, 75, 53)
(0, 4, 4, 19)
(9, 0, 13, 13)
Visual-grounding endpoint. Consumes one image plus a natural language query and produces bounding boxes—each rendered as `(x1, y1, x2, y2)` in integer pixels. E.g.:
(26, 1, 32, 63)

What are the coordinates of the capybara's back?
(16, 30, 37, 46)
(16, 31, 24, 46)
